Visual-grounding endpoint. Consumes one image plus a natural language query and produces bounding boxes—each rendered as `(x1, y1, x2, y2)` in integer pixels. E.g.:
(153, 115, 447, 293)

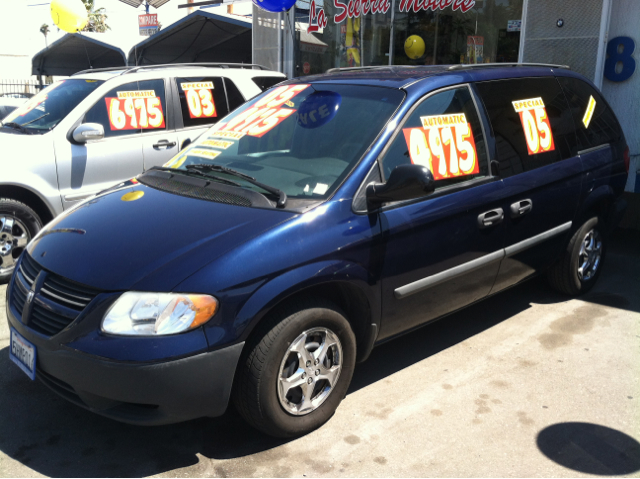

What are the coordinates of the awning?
(32, 33, 129, 76)
(128, 10, 252, 66)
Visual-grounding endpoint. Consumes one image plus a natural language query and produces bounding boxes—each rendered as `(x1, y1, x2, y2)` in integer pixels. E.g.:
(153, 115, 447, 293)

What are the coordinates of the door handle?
(510, 199, 533, 218)
(153, 140, 177, 149)
(478, 208, 504, 229)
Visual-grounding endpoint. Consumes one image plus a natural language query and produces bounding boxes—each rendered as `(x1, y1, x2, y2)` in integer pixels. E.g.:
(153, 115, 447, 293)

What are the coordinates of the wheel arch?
(0, 184, 56, 226)
(576, 185, 618, 232)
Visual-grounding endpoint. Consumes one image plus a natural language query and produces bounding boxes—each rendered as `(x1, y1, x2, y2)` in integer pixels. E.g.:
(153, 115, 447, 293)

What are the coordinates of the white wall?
(601, 0, 640, 193)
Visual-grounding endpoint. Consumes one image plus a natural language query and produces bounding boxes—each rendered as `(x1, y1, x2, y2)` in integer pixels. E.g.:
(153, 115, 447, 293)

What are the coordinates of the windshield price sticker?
(201, 139, 234, 149)
(181, 82, 217, 119)
(189, 148, 221, 160)
(582, 95, 596, 128)
(512, 97, 555, 155)
(9, 81, 65, 120)
(106, 91, 165, 131)
(216, 85, 310, 138)
(402, 113, 479, 181)
(210, 131, 245, 140)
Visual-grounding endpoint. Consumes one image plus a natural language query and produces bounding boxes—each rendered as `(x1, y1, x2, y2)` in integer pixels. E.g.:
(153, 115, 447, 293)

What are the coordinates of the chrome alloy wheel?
(577, 228, 602, 281)
(0, 215, 30, 276)
(277, 327, 343, 416)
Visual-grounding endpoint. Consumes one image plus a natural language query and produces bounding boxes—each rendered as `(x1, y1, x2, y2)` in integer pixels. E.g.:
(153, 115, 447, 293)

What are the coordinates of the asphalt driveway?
(1, 230, 639, 478)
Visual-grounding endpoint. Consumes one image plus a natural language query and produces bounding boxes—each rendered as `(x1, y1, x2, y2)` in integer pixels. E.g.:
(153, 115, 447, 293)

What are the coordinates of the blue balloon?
(252, 0, 295, 12)
(297, 91, 342, 129)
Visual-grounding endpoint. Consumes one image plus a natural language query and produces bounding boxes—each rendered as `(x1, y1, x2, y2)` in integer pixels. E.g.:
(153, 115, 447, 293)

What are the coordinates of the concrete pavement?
(0, 230, 639, 477)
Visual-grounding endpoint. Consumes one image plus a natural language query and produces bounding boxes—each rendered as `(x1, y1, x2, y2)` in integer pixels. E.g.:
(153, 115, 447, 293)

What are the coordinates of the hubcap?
(0, 215, 30, 276)
(577, 228, 602, 281)
(277, 327, 343, 416)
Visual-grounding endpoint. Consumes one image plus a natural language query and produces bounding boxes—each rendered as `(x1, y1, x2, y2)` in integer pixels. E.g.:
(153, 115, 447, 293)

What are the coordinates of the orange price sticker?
(402, 113, 479, 181)
(512, 97, 555, 155)
(181, 82, 217, 119)
(105, 95, 165, 131)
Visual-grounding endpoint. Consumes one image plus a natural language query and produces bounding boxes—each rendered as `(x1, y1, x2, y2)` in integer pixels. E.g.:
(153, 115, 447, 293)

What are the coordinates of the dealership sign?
(139, 14, 158, 36)
(309, 0, 475, 29)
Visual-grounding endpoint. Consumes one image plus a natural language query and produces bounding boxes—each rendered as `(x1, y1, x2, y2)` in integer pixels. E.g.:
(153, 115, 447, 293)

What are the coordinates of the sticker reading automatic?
(512, 97, 555, 155)
(403, 113, 479, 181)
(117, 90, 156, 99)
(582, 95, 596, 128)
(200, 139, 234, 149)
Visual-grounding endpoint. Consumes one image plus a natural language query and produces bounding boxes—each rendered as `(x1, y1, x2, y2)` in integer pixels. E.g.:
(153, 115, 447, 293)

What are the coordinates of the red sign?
(512, 98, 555, 155)
(105, 91, 165, 131)
(138, 14, 158, 28)
(303, 62, 311, 74)
(307, 0, 327, 33)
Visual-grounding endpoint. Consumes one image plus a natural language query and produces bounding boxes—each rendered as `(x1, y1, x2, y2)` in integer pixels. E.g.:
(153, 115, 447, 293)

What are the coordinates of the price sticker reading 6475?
(106, 90, 165, 131)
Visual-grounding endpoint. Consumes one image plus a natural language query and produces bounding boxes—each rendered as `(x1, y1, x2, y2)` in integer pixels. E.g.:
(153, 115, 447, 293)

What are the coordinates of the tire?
(547, 216, 605, 296)
(0, 198, 42, 284)
(233, 298, 357, 438)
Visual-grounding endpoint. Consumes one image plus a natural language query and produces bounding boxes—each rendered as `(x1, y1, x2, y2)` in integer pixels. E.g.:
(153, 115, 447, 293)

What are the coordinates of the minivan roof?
(294, 63, 571, 89)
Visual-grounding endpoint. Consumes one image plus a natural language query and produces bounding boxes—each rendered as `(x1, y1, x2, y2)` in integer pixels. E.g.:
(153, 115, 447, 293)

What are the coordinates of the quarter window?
(224, 79, 246, 112)
(475, 77, 578, 178)
(84, 79, 167, 138)
(381, 86, 489, 190)
(176, 77, 230, 128)
(557, 76, 621, 150)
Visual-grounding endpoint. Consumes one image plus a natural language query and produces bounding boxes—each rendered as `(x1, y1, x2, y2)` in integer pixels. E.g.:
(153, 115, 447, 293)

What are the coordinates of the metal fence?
(0, 79, 52, 97)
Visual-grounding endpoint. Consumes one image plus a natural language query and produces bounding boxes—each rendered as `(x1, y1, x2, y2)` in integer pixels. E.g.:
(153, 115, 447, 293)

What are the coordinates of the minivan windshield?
(164, 84, 405, 201)
(1, 79, 104, 134)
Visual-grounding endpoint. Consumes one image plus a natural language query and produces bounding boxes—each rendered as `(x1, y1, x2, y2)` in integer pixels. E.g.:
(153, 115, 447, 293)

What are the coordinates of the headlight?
(102, 292, 218, 336)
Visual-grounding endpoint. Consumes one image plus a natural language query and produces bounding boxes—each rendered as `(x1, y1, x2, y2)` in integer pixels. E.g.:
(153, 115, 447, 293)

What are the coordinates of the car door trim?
(577, 144, 609, 156)
(504, 221, 572, 257)
(394, 249, 505, 299)
(394, 221, 572, 299)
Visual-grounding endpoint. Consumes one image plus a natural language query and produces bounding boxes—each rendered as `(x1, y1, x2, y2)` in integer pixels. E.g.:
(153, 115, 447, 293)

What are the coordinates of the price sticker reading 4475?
(403, 113, 479, 181)
(512, 97, 555, 155)
(106, 90, 165, 131)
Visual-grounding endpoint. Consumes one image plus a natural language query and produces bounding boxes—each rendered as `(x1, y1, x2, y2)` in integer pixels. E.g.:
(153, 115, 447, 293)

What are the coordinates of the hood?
(27, 184, 297, 291)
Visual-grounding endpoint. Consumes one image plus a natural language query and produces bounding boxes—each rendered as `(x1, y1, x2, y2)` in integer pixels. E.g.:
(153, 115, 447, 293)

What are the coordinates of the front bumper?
(6, 285, 244, 426)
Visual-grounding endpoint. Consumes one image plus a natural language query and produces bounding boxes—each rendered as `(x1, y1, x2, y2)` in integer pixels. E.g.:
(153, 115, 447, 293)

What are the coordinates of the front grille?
(12, 254, 101, 336)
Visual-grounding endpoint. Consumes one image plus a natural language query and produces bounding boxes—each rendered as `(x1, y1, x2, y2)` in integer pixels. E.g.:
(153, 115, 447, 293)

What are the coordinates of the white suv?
(0, 64, 286, 281)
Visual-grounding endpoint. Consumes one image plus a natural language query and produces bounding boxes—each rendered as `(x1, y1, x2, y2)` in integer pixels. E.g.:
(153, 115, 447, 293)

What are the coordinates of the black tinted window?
(558, 76, 621, 149)
(224, 78, 245, 112)
(381, 86, 489, 190)
(476, 77, 577, 178)
(252, 76, 285, 92)
(85, 79, 167, 138)
(176, 77, 229, 128)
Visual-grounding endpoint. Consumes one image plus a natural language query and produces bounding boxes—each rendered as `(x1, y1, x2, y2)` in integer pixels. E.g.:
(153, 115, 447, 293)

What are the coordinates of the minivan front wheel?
(233, 299, 356, 438)
(0, 199, 42, 283)
(548, 217, 605, 295)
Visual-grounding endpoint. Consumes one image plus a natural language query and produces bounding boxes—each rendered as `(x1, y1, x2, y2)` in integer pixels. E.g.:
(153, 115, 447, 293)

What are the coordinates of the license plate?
(10, 328, 36, 380)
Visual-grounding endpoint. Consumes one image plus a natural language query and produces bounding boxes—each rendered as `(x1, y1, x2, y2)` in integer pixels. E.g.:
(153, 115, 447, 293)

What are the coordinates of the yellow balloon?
(51, 0, 88, 34)
(404, 35, 425, 60)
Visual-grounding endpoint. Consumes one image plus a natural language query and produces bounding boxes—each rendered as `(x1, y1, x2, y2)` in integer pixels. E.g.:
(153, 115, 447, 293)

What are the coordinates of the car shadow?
(537, 422, 640, 475)
(1, 230, 638, 477)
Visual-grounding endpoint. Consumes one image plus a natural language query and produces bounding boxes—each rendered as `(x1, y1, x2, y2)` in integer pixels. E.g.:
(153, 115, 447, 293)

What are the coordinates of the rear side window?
(558, 76, 621, 150)
(380, 86, 489, 190)
(224, 78, 245, 112)
(85, 79, 167, 138)
(252, 76, 285, 92)
(175, 77, 229, 128)
(476, 77, 578, 178)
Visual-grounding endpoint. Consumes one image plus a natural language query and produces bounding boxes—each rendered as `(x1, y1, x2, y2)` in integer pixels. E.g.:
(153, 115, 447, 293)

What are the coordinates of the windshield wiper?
(147, 166, 242, 187)
(21, 113, 49, 127)
(186, 164, 287, 208)
(1, 122, 32, 134)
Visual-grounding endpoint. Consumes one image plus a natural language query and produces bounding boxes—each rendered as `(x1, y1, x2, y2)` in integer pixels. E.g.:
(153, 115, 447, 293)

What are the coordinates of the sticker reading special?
(512, 97, 555, 155)
(181, 82, 216, 119)
(402, 113, 479, 181)
(209, 131, 246, 140)
(200, 139, 234, 150)
(582, 95, 596, 128)
(106, 90, 165, 130)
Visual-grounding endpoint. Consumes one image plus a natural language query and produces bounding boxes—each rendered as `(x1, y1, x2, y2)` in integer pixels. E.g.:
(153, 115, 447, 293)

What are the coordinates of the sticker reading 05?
(181, 81, 216, 119)
(106, 90, 165, 131)
(512, 97, 555, 155)
(402, 113, 479, 181)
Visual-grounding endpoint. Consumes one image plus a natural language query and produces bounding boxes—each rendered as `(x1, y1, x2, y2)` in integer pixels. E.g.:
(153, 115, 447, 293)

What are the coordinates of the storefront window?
(295, 0, 522, 75)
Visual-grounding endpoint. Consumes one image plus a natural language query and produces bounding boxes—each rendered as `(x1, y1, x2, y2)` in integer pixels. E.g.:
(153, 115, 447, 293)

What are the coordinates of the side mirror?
(73, 123, 104, 143)
(366, 164, 435, 210)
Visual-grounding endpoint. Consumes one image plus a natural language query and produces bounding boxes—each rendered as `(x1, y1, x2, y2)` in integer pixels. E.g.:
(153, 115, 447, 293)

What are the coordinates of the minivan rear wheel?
(233, 298, 356, 438)
(548, 216, 604, 295)
(0, 199, 42, 283)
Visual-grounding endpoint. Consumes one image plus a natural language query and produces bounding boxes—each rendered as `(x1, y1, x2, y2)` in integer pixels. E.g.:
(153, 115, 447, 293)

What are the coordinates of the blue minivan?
(7, 64, 629, 437)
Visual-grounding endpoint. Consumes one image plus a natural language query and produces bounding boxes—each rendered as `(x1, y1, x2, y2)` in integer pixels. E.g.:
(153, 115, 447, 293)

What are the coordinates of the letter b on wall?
(604, 36, 636, 82)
